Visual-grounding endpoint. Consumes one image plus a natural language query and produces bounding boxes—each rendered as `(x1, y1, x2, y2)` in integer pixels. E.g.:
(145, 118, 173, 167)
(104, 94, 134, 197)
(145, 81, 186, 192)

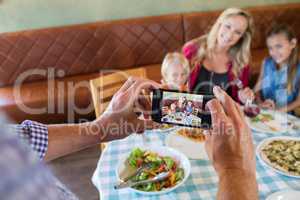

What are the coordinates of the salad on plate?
(125, 148, 184, 192)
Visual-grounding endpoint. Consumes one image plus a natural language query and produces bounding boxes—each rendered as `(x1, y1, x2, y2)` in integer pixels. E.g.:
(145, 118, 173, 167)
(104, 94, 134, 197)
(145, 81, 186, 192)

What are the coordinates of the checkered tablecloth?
(92, 121, 300, 200)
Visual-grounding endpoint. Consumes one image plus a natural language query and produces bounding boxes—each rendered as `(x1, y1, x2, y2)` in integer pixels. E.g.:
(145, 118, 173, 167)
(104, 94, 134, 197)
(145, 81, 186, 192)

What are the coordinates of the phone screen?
(152, 89, 214, 129)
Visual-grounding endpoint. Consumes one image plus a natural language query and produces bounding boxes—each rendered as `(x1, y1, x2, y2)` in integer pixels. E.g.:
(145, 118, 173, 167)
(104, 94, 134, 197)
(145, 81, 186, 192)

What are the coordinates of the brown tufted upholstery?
(0, 14, 183, 87)
(0, 3, 299, 123)
(250, 4, 300, 50)
(0, 14, 182, 123)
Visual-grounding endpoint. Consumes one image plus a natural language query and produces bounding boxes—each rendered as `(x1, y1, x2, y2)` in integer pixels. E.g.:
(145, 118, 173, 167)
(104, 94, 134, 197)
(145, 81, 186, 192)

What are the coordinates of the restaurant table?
(92, 118, 300, 200)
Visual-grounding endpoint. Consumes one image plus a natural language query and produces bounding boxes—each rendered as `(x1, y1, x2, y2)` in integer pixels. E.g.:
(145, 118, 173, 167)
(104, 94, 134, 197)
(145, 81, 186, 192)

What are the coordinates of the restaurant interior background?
(1, 1, 300, 200)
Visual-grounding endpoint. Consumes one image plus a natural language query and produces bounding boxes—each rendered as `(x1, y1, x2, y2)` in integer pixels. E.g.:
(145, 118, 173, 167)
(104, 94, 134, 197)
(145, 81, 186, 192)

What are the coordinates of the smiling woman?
(217, 15, 248, 52)
(183, 8, 254, 104)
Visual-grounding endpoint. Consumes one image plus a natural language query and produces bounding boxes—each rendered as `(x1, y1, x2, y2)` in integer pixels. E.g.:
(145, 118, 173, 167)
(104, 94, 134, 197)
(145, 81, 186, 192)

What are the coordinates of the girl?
(182, 8, 254, 104)
(254, 24, 300, 113)
(161, 52, 190, 91)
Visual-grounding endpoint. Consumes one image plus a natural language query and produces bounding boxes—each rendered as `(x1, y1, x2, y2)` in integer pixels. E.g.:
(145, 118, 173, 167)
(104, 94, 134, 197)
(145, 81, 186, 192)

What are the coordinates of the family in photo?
(161, 93, 203, 126)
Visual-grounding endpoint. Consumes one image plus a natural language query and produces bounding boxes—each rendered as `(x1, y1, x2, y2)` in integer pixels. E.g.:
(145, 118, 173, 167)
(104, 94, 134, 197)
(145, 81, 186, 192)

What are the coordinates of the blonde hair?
(161, 52, 190, 80)
(196, 8, 254, 76)
(266, 23, 299, 93)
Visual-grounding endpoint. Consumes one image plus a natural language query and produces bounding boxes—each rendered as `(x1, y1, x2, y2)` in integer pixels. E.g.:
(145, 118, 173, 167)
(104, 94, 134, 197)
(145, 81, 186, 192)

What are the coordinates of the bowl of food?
(115, 146, 191, 195)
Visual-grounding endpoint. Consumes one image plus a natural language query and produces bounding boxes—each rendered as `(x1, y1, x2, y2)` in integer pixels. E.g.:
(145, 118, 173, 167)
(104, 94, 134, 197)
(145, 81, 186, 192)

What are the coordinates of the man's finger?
(235, 102, 245, 118)
(134, 97, 152, 116)
(206, 98, 226, 116)
(118, 76, 137, 93)
(127, 78, 160, 100)
(134, 79, 161, 91)
(135, 119, 160, 133)
(137, 94, 152, 114)
(206, 98, 229, 135)
(213, 86, 242, 124)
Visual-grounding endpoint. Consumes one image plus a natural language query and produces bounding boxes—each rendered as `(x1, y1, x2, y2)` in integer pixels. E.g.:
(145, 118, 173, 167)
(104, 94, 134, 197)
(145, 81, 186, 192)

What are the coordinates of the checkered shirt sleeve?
(16, 120, 48, 159)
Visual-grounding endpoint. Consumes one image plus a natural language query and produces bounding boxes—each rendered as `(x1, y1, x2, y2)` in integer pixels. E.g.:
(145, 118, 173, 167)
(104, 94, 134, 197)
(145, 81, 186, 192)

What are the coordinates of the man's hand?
(45, 77, 160, 161)
(206, 86, 256, 175)
(205, 86, 258, 200)
(90, 77, 160, 141)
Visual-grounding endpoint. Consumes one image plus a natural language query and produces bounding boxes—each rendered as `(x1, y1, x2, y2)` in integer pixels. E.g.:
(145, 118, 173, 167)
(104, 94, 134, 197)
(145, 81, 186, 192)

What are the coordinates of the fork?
(122, 162, 152, 182)
(114, 171, 170, 189)
(235, 79, 255, 108)
(245, 98, 253, 107)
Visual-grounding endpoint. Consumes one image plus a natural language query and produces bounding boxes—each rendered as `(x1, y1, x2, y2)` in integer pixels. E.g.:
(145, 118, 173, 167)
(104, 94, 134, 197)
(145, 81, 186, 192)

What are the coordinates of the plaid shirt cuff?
(16, 120, 48, 159)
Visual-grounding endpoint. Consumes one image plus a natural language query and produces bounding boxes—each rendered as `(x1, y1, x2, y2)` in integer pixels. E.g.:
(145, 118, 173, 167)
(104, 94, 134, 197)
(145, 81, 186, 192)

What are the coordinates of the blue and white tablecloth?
(92, 119, 300, 200)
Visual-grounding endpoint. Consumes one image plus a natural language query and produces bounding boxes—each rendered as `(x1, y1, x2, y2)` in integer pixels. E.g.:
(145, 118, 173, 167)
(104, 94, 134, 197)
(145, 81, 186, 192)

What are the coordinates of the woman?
(183, 8, 254, 103)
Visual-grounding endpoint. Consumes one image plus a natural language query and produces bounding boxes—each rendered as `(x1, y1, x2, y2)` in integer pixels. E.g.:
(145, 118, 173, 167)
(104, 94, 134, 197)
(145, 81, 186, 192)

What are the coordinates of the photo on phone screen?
(152, 89, 214, 129)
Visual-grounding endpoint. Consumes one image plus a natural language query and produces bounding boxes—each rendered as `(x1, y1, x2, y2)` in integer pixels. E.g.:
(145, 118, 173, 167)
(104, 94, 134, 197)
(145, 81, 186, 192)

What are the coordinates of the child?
(161, 52, 190, 91)
(254, 24, 300, 113)
(185, 101, 194, 116)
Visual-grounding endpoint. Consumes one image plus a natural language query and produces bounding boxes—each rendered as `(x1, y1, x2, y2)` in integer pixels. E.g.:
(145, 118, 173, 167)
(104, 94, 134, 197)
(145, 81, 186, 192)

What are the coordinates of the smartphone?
(151, 88, 214, 129)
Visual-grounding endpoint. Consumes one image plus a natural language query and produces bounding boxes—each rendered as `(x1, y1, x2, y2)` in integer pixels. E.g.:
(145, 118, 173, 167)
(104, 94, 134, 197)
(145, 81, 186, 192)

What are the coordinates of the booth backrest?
(0, 15, 183, 87)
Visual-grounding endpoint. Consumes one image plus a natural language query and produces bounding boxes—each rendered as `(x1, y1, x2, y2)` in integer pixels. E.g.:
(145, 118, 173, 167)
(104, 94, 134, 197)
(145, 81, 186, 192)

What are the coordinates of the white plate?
(247, 110, 289, 134)
(256, 136, 300, 178)
(165, 132, 208, 160)
(266, 190, 300, 200)
(115, 145, 191, 195)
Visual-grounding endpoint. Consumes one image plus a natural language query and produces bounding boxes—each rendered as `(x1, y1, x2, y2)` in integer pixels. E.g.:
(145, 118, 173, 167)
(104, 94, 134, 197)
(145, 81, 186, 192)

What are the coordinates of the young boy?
(161, 52, 190, 91)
